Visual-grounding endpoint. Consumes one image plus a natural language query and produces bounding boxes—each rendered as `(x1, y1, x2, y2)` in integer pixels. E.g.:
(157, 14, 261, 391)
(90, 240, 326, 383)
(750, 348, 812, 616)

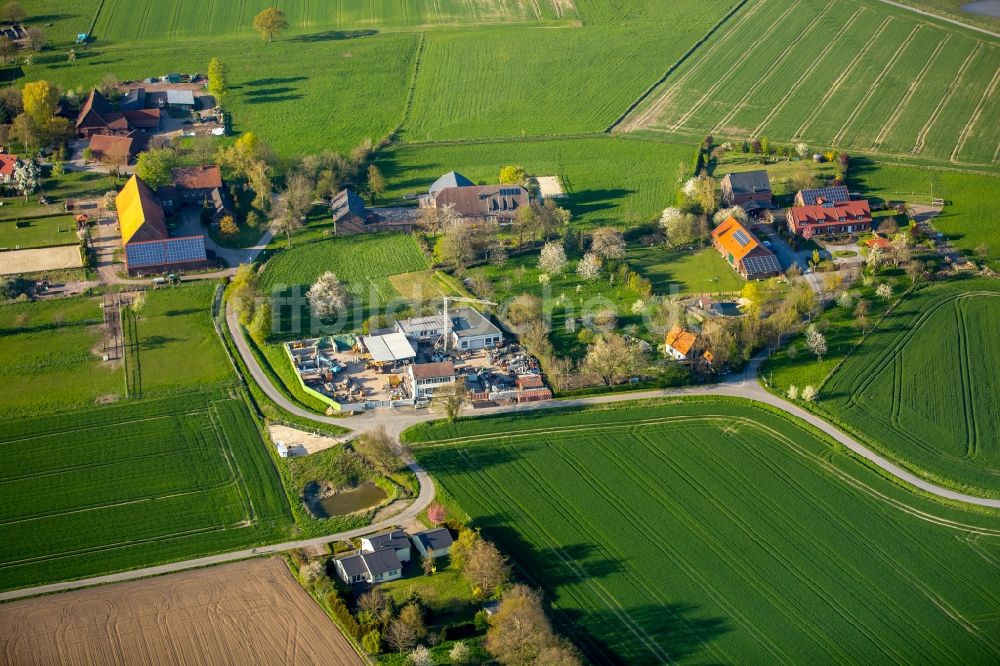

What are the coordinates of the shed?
(166, 89, 195, 108)
(360, 333, 416, 364)
(411, 528, 454, 559)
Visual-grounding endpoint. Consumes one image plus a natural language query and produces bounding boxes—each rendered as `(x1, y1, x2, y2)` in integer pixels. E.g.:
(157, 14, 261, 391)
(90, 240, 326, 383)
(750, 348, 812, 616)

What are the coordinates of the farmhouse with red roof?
(787, 200, 872, 239)
(711, 216, 781, 280)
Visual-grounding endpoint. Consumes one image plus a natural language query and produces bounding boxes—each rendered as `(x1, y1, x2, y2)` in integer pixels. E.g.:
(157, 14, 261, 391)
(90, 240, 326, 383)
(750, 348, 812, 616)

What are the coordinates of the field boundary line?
(794, 16, 894, 140)
(0, 410, 212, 446)
(668, 1, 802, 132)
(750, 6, 865, 138)
(872, 34, 950, 149)
(711, 0, 838, 135)
(609, 0, 755, 133)
(950, 64, 1000, 162)
(912, 43, 982, 154)
(870, 0, 1000, 39)
(831, 23, 923, 147)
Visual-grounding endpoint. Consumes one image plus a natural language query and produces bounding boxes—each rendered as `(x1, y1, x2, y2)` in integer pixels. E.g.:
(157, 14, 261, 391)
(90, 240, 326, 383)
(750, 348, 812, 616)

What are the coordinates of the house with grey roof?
(334, 548, 403, 585)
(429, 171, 475, 197)
(362, 529, 412, 563)
(420, 170, 529, 224)
(721, 170, 773, 207)
(394, 307, 503, 352)
(411, 528, 454, 559)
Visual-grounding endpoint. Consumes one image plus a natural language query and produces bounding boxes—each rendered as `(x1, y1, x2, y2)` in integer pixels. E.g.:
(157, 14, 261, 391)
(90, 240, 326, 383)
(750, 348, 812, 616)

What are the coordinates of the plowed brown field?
(0, 558, 361, 666)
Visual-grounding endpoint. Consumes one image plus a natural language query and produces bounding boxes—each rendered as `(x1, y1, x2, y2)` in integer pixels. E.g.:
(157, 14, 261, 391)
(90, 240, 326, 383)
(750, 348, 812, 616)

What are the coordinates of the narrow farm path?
(6, 304, 997, 602)
(872, 0, 1000, 39)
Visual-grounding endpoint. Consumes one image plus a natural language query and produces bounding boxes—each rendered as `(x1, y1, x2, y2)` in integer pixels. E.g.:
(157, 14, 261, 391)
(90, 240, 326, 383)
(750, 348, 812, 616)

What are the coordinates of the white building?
(362, 530, 412, 563)
(394, 307, 503, 352)
(407, 362, 456, 399)
(411, 528, 454, 559)
(334, 549, 402, 585)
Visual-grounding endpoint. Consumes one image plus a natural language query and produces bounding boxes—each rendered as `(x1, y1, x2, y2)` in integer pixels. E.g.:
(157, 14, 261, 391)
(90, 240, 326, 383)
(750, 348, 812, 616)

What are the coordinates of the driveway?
(173, 208, 273, 270)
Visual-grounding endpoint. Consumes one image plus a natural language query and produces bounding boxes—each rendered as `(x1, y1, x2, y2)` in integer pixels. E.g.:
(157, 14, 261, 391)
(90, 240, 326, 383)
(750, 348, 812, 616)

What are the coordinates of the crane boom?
(442, 296, 498, 352)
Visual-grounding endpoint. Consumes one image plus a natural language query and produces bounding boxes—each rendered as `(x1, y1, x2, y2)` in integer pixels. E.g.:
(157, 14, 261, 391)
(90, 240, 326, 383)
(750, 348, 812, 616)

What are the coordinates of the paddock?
(0, 245, 82, 275)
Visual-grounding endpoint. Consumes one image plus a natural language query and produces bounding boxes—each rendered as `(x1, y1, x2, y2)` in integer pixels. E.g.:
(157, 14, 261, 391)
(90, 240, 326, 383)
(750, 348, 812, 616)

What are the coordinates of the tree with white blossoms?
(801, 385, 818, 402)
(307, 271, 350, 321)
(866, 246, 883, 273)
(13, 159, 40, 201)
(876, 282, 893, 301)
(681, 177, 699, 200)
(576, 252, 601, 281)
(660, 207, 700, 247)
(538, 273, 550, 286)
(631, 299, 645, 314)
(805, 324, 827, 362)
(538, 241, 567, 274)
(408, 645, 433, 666)
(449, 641, 471, 666)
(589, 227, 626, 260)
(713, 205, 748, 225)
(786, 385, 799, 400)
(795, 142, 810, 159)
(836, 290, 854, 309)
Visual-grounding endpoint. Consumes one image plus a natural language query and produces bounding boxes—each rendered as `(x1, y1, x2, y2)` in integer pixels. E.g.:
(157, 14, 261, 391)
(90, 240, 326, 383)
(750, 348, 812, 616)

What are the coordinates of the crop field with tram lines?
(405, 398, 1000, 664)
(0, 390, 292, 592)
(620, 0, 1000, 167)
(815, 280, 1000, 498)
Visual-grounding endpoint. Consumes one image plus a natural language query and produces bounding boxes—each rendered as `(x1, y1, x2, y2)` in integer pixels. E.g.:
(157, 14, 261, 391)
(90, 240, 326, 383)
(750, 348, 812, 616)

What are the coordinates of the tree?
(12, 158, 39, 201)
(1, 2, 24, 23)
(22, 80, 58, 126)
(853, 298, 870, 334)
(582, 333, 648, 386)
(220, 131, 269, 177)
(135, 148, 177, 189)
(0, 36, 13, 65)
(248, 300, 272, 344)
(499, 165, 526, 185)
(905, 259, 926, 286)
(24, 26, 44, 51)
(247, 159, 273, 212)
(712, 205, 747, 226)
(408, 646, 432, 666)
(804, 324, 827, 362)
(219, 215, 238, 237)
(67, 48, 75, 63)
(361, 630, 381, 655)
(875, 282, 893, 301)
(398, 604, 427, 640)
(384, 619, 417, 653)
(506, 293, 542, 328)
(10, 113, 40, 154)
(801, 385, 818, 402)
(306, 271, 349, 321)
(439, 221, 490, 269)
(366, 164, 386, 203)
(432, 377, 468, 422)
(589, 227, 626, 260)
(463, 539, 510, 596)
(866, 245, 883, 273)
(485, 585, 573, 666)
(786, 385, 799, 400)
(253, 7, 289, 42)
(576, 252, 601, 281)
(207, 57, 228, 102)
(661, 207, 702, 247)
(538, 241, 567, 274)
(427, 503, 446, 526)
(795, 142, 810, 158)
(449, 641, 471, 665)
(354, 426, 402, 476)
(230, 263, 260, 325)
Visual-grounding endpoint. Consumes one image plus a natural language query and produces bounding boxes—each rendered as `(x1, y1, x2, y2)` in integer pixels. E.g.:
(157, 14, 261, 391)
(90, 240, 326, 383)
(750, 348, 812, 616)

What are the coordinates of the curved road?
(5, 305, 997, 602)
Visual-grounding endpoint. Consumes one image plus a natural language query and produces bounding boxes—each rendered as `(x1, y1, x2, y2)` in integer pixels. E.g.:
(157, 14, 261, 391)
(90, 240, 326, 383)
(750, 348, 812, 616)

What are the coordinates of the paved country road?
(5, 302, 998, 603)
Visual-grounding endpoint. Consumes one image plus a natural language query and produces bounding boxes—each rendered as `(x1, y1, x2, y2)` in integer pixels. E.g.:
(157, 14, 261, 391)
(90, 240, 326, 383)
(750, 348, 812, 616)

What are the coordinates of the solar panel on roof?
(732, 230, 751, 246)
(126, 237, 205, 269)
(802, 186, 849, 205)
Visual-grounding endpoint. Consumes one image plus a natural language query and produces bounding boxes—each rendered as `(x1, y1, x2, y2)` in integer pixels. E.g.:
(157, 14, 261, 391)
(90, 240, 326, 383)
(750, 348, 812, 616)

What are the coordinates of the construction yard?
(0, 557, 359, 666)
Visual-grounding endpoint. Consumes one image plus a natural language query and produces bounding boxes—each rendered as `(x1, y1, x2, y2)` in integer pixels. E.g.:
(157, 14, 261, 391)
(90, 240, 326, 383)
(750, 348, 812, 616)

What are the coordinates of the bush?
(361, 630, 381, 655)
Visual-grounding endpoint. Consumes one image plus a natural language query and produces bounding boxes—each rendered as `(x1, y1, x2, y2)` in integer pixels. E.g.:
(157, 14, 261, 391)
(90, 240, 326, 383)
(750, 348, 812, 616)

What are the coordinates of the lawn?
(376, 136, 693, 229)
(0, 389, 292, 592)
(627, 0, 1000, 167)
(260, 233, 429, 337)
(405, 397, 1000, 664)
(628, 244, 745, 296)
(813, 279, 1000, 498)
(0, 171, 120, 222)
(0, 215, 79, 249)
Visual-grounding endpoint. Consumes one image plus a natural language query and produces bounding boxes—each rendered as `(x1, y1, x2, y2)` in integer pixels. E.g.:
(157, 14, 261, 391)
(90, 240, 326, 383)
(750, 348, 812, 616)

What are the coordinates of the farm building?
(87, 133, 148, 166)
(665, 326, 698, 361)
(362, 530, 412, 563)
(334, 549, 402, 585)
(0, 154, 18, 180)
(157, 165, 234, 223)
(407, 361, 456, 399)
(359, 332, 417, 368)
(411, 528, 454, 559)
(794, 185, 850, 207)
(329, 188, 415, 235)
(116, 175, 208, 275)
(711, 216, 781, 280)
(420, 170, 528, 224)
(75, 90, 162, 138)
(395, 307, 503, 351)
(720, 170, 772, 207)
(787, 200, 873, 239)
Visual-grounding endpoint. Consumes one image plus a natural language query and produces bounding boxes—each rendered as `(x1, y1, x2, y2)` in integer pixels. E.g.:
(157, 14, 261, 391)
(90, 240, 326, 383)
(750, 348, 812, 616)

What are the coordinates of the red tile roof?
(788, 200, 872, 227)
(665, 326, 697, 356)
(171, 165, 223, 190)
(0, 154, 17, 177)
(410, 361, 455, 380)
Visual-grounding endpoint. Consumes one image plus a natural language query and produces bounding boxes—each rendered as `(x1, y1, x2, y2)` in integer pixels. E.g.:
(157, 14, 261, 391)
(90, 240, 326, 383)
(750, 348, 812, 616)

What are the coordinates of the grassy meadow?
(0, 390, 292, 591)
(0, 216, 79, 250)
(405, 397, 1000, 664)
(628, 0, 1000, 167)
(814, 280, 1000, 497)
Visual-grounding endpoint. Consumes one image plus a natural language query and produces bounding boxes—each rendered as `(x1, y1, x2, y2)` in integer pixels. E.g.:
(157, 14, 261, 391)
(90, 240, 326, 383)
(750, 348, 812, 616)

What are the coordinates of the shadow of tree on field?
(139, 335, 181, 350)
(294, 30, 378, 42)
(415, 443, 524, 477)
(565, 187, 633, 220)
(241, 76, 307, 87)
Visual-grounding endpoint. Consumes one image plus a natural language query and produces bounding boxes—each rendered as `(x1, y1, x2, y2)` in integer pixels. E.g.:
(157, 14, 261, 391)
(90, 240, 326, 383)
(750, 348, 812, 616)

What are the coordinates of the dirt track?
(0, 557, 361, 666)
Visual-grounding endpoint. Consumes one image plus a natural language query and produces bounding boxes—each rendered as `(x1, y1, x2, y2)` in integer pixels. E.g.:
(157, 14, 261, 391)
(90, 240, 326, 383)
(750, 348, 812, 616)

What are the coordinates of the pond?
(962, 1, 1000, 17)
(311, 481, 387, 518)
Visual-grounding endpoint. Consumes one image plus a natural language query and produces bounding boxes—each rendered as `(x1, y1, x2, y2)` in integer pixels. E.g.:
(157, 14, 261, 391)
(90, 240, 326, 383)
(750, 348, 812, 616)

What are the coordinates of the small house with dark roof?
(362, 529, 412, 563)
(711, 216, 781, 280)
(331, 188, 370, 234)
(411, 528, 454, 559)
(720, 170, 772, 207)
(334, 549, 403, 585)
(794, 185, 850, 207)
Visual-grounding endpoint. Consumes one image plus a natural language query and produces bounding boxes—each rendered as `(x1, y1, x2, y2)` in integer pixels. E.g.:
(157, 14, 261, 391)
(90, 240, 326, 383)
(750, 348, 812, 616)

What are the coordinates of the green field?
(625, 0, 1000, 167)
(0, 389, 292, 591)
(815, 280, 1000, 497)
(0, 216, 79, 250)
(405, 398, 1000, 664)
